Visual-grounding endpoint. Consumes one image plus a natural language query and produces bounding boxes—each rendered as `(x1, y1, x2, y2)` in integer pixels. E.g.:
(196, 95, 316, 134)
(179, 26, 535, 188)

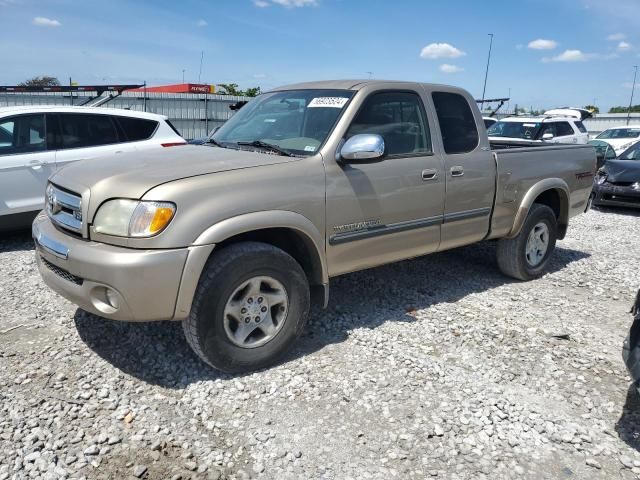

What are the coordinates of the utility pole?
(198, 51, 204, 84)
(481, 33, 494, 110)
(366, 71, 373, 79)
(627, 65, 638, 125)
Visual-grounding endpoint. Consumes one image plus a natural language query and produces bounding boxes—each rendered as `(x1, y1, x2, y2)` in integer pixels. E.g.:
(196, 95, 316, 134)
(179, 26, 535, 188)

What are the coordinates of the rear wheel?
(183, 241, 310, 373)
(497, 203, 558, 281)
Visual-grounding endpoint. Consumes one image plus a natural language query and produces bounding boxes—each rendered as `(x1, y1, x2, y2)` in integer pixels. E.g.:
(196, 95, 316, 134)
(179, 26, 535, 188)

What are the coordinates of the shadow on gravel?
(616, 385, 640, 452)
(75, 242, 590, 387)
(0, 229, 34, 253)
(593, 205, 640, 218)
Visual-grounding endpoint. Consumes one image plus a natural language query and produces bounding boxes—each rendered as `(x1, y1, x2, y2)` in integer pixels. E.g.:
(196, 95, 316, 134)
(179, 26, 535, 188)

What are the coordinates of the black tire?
(496, 203, 558, 281)
(183, 241, 310, 373)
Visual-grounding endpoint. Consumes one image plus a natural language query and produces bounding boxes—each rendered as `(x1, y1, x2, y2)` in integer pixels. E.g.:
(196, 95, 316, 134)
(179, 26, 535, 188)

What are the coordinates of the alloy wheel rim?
(223, 276, 289, 348)
(525, 222, 549, 267)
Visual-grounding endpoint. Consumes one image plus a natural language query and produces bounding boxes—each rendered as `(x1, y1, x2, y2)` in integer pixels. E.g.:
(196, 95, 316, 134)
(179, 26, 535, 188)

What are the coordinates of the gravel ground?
(1, 207, 640, 480)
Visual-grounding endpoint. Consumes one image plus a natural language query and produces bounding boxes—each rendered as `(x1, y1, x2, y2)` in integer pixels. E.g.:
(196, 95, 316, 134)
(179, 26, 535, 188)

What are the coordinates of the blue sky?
(2, 0, 640, 111)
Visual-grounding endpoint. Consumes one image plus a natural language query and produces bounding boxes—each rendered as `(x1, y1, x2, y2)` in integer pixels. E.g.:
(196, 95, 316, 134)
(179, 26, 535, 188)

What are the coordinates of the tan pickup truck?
(33, 80, 596, 372)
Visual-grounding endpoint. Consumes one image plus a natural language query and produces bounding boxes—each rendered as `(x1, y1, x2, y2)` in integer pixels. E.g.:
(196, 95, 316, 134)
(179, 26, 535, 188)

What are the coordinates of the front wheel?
(183, 241, 310, 373)
(496, 203, 558, 281)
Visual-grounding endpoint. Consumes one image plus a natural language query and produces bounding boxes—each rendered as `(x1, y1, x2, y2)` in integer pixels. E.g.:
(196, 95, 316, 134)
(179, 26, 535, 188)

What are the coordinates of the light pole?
(627, 65, 638, 125)
(481, 33, 494, 110)
(182, 69, 186, 84)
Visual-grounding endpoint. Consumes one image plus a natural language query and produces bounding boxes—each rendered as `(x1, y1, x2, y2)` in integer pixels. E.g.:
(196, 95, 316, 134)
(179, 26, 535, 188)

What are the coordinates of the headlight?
(93, 199, 175, 237)
(596, 174, 607, 185)
(632, 182, 640, 191)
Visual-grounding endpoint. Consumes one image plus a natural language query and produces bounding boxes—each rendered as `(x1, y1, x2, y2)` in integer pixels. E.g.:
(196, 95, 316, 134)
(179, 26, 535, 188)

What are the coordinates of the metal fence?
(4, 91, 640, 139)
(0, 91, 250, 140)
(583, 113, 640, 136)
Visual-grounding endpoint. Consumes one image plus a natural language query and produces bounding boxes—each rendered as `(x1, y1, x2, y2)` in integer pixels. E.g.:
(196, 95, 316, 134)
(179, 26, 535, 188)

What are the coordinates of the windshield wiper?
(237, 140, 294, 157)
(207, 137, 225, 147)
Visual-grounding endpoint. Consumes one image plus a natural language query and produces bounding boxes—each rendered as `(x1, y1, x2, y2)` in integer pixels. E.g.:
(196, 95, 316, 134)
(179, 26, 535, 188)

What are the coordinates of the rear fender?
(506, 178, 570, 239)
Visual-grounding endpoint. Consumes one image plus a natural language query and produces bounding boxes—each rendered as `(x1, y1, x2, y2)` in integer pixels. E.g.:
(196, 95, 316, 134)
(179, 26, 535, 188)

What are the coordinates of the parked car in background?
(594, 126, 640, 155)
(487, 110, 590, 146)
(483, 117, 497, 129)
(588, 139, 617, 168)
(592, 141, 640, 209)
(0, 106, 185, 230)
(33, 79, 595, 372)
(623, 290, 640, 395)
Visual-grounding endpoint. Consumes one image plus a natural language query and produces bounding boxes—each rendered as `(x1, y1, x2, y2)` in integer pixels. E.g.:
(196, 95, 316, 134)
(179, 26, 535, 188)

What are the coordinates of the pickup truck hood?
(50, 145, 296, 206)
(601, 159, 640, 182)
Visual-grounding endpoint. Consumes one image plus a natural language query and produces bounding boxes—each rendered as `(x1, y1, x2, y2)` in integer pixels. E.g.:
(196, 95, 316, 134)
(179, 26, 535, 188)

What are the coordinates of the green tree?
(217, 83, 242, 96)
(584, 105, 599, 114)
(609, 105, 640, 113)
(218, 83, 262, 97)
(18, 76, 61, 87)
(243, 87, 261, 97)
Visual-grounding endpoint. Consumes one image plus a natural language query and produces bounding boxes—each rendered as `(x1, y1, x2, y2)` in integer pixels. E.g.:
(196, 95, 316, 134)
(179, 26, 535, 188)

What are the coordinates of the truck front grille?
(46, 183, 83, 235)
(41, 256, 84, 286)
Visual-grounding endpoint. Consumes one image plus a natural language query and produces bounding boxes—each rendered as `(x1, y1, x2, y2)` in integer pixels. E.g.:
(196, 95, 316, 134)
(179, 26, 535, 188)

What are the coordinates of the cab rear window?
(432, 92, 479, 154)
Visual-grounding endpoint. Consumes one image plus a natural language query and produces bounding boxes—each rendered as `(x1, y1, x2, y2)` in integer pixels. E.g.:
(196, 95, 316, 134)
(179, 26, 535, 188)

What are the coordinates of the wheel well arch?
(216, 227, 325, 287)
(507, 180, 570, 240)
(532, 188, 569, 239)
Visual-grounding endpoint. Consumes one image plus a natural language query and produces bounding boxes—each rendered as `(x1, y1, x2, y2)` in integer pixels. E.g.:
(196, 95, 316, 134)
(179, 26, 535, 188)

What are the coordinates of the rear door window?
(0, 114, 46, 155)
(539, 123, 557, 138)
(575, 121, 587, 133)
(555, 122, 575, 137)
(115, 116, 158, 142)
(431, 92, 479, 154)
(56, 114, 120, 149)
(346, 91, 431, 156)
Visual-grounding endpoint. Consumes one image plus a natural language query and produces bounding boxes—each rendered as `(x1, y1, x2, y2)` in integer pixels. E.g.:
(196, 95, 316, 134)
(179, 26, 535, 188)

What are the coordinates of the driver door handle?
(450, 166, 465, 177)
(421, 169, 438, 181)
(29, 159, 43, 170)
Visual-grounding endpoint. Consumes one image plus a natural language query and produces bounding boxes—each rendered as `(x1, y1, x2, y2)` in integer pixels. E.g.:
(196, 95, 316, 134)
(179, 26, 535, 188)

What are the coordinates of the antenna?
(627, 65, 638, 125)
(480, 33, 494, 110)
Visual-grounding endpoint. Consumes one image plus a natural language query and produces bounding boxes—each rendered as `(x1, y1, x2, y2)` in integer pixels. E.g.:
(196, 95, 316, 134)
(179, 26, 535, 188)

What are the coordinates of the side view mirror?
(542, 132, 554, 141)
(338, 134, 385, 163)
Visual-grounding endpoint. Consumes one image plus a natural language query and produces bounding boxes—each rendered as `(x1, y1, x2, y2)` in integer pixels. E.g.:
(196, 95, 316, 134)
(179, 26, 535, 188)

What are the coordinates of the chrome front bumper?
(33, 213, 192, 322)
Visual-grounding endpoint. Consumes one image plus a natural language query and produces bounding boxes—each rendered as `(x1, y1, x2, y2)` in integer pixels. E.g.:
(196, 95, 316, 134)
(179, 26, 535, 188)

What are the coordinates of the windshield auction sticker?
(308, 97, 349, 108)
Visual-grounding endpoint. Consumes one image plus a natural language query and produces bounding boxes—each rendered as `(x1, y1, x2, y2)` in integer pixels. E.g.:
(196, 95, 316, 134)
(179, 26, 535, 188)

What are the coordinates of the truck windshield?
(213, 89, 355, 156)
(487, 121, 542, 140)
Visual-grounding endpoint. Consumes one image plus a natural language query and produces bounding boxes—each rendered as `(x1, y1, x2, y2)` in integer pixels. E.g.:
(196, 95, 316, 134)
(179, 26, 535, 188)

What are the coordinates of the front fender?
(506, 178, 570, 239)
(173, 210, 328, 320)
(195, 210, 328, 283)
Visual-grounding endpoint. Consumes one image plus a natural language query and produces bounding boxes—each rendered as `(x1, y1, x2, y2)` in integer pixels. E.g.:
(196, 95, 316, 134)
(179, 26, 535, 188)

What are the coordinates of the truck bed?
(487, 143, 596, 240)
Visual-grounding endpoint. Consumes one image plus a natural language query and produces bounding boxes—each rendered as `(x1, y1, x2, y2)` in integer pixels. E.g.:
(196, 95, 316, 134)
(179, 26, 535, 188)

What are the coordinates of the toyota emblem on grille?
(47, 190, 61, 214)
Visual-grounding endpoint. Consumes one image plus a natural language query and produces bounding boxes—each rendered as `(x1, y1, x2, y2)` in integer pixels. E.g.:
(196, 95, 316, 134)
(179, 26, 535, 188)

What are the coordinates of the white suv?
(487, 109, 590, 146)
(0, 106, 185, 230)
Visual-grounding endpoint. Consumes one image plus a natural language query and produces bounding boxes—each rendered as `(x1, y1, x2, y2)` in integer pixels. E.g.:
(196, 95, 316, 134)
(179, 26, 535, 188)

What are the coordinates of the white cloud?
(608, 33, 626, 41)
(527, 39, 558, 50)
(253, 0, 270, 6)
(33, 16, 61, 27)
(543, 49, 591, 62)
(419, 43, 466, 60)
(0, 0, 17, 6)
(623, 82, 639, 89)
(618, 41, 631, 51)
(253, 73, 266, 78)
(439, 64, 464, 73)
(197, 19, 208, 27)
